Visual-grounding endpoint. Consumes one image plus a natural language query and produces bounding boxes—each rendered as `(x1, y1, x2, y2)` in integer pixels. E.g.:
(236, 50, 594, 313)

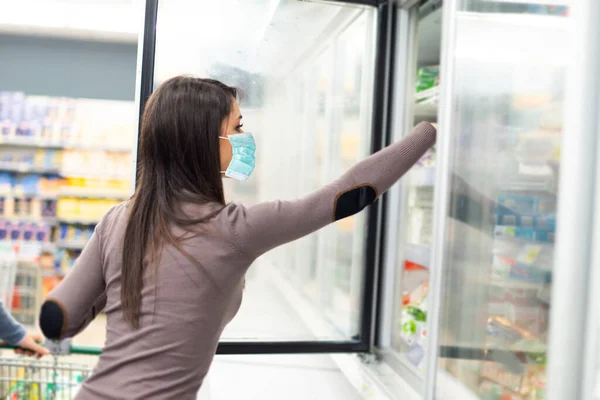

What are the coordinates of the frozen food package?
(416, 66, 440, 93)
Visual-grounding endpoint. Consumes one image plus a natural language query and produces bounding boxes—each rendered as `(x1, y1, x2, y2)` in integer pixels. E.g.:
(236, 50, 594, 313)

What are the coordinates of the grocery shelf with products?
(389, 3, 441, 375)
(0, 90, 134, 295)
(391, 63, 439, 375)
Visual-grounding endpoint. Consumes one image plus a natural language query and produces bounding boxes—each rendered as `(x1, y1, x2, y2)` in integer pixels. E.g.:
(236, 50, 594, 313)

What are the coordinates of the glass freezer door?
(429, 2, 570, 399)
(135, 0, 391, 354)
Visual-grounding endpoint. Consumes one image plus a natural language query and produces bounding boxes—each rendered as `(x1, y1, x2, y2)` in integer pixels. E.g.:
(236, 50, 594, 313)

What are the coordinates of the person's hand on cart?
(14, 331, 50, 359)
(1, 301, 50, 358)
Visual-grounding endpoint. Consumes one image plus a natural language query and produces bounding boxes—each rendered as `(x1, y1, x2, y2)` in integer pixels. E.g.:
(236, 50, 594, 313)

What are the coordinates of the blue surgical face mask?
(219, 133, 256, 181)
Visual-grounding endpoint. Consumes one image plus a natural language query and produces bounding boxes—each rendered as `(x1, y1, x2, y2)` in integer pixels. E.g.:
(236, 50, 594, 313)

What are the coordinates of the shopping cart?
(0, 340, 101, 400)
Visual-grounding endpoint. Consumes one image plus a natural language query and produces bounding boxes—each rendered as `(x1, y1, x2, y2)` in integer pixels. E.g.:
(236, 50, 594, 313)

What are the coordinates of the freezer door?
(426, 2, 578, 399)
(136, 0, 388, 352)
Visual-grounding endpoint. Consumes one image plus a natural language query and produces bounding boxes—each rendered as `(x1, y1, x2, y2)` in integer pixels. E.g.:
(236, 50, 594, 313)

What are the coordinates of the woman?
(39, 76, 436, 399)
(0, 301, 49, 358)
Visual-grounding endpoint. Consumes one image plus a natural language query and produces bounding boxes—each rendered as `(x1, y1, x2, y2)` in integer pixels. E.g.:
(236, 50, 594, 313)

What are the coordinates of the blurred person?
(0, 301, 49, 358)
(39, 76, 437, 399)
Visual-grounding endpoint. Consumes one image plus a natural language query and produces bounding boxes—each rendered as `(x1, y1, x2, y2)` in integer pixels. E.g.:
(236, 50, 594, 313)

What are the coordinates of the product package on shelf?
(61, 149, 131, 181)
(478, 188, 555, 399)
(60, 177, 130, 199)
(527, 5, 567, 16)
(67, 98, 135, 150)
(491, 189, 557, 286)
(57, 198, 120, 223)
(407, 207, 433, 246)
(481, 316, 547, 400)
(0, 91, 135, 148)
(414, 66, 440, 123)
(53, 247, 83, 276)
(415, 66, 440, 102)
(396, 259, 429, 371)
(0, 148, 61, 173)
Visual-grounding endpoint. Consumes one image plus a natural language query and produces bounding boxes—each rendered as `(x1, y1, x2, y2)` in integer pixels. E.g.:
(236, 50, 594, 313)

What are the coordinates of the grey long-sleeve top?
(40, 122, 436, 399)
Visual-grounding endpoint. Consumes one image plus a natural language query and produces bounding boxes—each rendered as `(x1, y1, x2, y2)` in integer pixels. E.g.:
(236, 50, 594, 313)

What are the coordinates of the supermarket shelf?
(63, 143, 132, 152)
(0, 137, 63, 149)
(0, 137, 132, 153)
(58, 190, 130, 200)
(0, 193, 58, 201)
(58, 218, 98, 225)
(404, 243, 431, 268)
(5, 216, 58, 225)
(488, 277, 550, 291)
(1, 190, 129, 200)
(410, 166, 436, 187)
(58, 240, 88, 250)
(0, 163, 60, 175)
(61, 171, 130, 180)
(467, 277, 551, 303)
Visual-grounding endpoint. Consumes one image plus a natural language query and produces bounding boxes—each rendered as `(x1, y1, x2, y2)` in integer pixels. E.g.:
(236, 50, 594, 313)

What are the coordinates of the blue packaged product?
(60, 224, 68, 240)
(494, 209, 556, 232)
(509, 263, 552, 284)
(496, 192, 556, 215)
(10, 222, 22, 241)
(534, 213, 556, 230)
(19, 175, 41, 195)
(528, 5, 567, 16)
(0, 220, 8, 240)
(0, 173, 12, 195)
(494, 225, 554, 243)
(36, 224, 50, 242)
(23, 222, 35, 241)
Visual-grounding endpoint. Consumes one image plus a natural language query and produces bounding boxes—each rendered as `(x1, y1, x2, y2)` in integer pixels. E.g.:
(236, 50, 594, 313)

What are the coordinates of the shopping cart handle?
(0, 340, 102, 356)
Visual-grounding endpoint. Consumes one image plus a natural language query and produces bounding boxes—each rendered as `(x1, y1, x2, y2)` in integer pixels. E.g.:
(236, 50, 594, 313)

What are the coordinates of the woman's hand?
(15, 331, 50, 359)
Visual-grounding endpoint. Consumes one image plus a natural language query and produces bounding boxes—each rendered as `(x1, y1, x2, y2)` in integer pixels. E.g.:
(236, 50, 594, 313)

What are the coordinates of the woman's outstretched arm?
(225, 122, 437, 260)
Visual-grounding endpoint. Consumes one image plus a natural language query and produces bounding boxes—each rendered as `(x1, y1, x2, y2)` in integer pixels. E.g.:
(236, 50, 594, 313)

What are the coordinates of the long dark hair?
(122, 76, 238, 328)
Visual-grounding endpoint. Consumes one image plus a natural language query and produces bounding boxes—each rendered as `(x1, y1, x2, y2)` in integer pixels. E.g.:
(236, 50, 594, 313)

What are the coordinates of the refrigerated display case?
(376, 3, 443, 396)
(423, 1, 586, 400)
(376, 1, 600, 400)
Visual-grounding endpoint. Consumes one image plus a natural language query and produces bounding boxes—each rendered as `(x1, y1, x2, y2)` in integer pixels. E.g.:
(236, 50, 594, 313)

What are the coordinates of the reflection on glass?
(435, 2, 569, 399)
(154, 0, 376, 341)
